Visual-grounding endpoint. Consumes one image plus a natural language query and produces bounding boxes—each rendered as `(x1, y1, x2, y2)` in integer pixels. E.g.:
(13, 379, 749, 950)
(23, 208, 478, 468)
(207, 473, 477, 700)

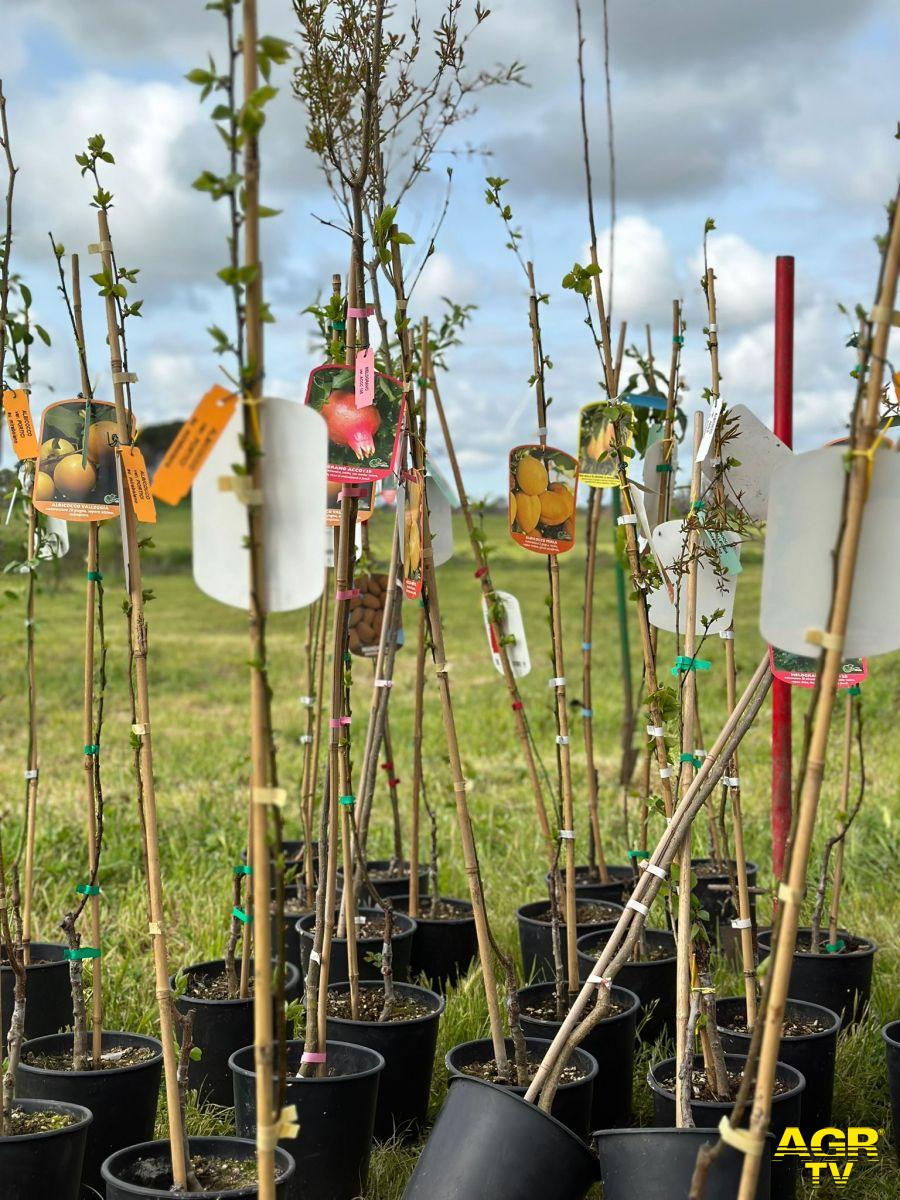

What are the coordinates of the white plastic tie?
(23, 769, 38, 781)
(719, 629, 734, 640)
(309, 949, 321, 964)
(723, 775, 740, 788)
(374, 679, 393, 688)
(548, 676, 566, 687)
(731, 918, 753, 930)
(558, 829, 575, 840)
(299, 695, 314, 707)
(707, 324, 718, 334)
(298, 734, 313, 745)
(626, 898, 649, 916)
(639, 860, 667, 880)
(646, 724, 665, 737)
(617, 514, 637, 526)
(587, 974, 612, 987)
(556, 735, 570, 746)
(659, 766, 673, 779)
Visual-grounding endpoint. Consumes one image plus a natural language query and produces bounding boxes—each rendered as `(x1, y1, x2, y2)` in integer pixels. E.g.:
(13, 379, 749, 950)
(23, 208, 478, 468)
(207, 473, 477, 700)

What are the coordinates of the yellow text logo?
(774, 1127, 880, 1187)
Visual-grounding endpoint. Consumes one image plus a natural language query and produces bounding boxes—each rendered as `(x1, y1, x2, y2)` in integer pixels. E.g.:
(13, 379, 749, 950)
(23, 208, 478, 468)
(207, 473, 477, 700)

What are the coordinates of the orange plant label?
(118, 445, 157, 523)
(151, 385, 238, 505)
(2, 389, 39, 459)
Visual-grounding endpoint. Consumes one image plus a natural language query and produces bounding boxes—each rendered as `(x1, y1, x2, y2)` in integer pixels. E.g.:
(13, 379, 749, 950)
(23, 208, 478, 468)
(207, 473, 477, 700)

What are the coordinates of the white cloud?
(688, 233, 774, 329)
(595, 216, 680, 327)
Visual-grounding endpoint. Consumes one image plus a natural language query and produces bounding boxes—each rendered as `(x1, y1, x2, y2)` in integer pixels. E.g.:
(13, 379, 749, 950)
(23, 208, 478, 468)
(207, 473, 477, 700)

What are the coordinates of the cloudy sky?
(2, 0, 898, 493)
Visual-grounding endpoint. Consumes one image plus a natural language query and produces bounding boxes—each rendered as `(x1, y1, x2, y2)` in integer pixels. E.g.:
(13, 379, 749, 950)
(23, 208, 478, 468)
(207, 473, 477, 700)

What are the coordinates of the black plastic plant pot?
(401, 1076, 601, 1200)
(516, 984, 637, 1130)
(594, 1127, 773, 1200)
(230, 1039, 383, 1200)
(647, 1052, 804, 1200)
(1, 942, 73, 1039)
(297, 907, 416, 985)
(882, 1020, 900, 1154)
(716, 995, 840, 1135)
(545, 864, 632, 904)
(394, 895, 478, 991)
(325, 980, 443, 1142)
(337, 859, 430, 903)
(757, 927, 876, 1026)
(272, 903, 312, 983)
(516, 898, 624, 983)
(445, 1036, 598, 1142)
(16, 1029, 163, 1195)
(101, 1136, 294, 1199)
(0, 1097, 92, 1200)
(173, 958, 300, 1107)
(577, 927, 676, 1044)
(692, 858, 758, 933)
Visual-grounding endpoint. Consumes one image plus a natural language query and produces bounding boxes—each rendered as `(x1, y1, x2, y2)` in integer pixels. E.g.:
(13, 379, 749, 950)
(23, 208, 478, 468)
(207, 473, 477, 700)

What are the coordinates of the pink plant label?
(305, 364, 405, 485)
(355, 348, 375, 408)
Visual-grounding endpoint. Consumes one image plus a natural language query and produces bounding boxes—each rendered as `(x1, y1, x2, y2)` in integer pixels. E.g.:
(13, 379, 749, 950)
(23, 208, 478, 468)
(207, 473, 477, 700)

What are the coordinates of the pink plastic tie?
(301, 1051, 327, 1064)
(347, 306, 374, 319)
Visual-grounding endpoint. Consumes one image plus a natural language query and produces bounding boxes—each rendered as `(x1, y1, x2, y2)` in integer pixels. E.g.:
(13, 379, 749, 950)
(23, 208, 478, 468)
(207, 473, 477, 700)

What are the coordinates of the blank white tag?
(193, 398, 327, 612)
(482, 589, 531, 678)
(647, 518, 740, 635)
(760, 446, 900, 657)
(703, 403, 792, 522)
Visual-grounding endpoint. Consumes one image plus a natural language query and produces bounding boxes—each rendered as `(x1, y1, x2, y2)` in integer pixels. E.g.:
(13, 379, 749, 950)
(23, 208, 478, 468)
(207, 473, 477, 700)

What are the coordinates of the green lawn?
(0, 501, 896, 1197)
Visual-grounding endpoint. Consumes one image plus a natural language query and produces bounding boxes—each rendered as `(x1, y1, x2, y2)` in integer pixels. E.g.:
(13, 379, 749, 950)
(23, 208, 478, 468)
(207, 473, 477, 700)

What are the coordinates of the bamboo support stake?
(738, 191, 900, 1200)
(409, 318, 430, 919)
(828, 695, 854, 947)
(95, 210, 187, 1188)
(239, 3, 279, 1192)
(528, 653, 773, 1105)
(20, 495, 38, 965)
(72, 250, 103, 1064)
(428, 367, 553, 856)
(675, 413, 704, 1126)
(391, 235, 508, 1072)
(525, 259, 578, 994)
(581, 487, 608, 879)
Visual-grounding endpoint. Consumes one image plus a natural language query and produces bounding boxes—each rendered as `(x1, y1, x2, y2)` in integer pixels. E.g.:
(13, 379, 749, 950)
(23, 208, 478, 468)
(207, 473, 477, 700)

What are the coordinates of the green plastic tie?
(673, 335, 684, 345)
(84, 744, 100, 756)
(232, 906, 253, 925)
(86, 570, 103, 581)
(232, 864, 253, 876)
(339, 794, 355, 806)
(846, 685, 861, 696)
(64, 947, 101, 960)
(655, 464, 673, 473)
(680, 752, 702, 768)
(691, 499, 706, 511)
(417, 376, 428, 388)
(825, 939, 845, 954)
(75, 884, 101, 896)
(627, 848, 650, 861)
(331, 320, 346, 331)
(672, 656, 711, 675)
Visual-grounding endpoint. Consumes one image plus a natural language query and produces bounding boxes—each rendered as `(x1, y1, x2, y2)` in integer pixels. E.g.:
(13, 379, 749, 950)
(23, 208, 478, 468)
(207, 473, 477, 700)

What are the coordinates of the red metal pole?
(771, 255, 794, 880)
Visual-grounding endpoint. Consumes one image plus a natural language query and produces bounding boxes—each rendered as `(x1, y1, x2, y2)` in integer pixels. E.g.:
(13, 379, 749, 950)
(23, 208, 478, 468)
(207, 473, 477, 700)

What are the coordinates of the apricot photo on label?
(32, 399, 129, 523)
(508, 444, 579, 555)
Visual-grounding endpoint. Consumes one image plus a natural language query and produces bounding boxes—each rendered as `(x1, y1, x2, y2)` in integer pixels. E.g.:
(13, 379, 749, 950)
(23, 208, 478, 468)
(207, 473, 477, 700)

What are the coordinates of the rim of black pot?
(691, 858, 759, 875)
(516, 898, 625, 924)
(18, 1030, 164, 1078)
(446, 1035, 599, 1091)
(100, 1137, 294, 1196)
(593, 1127, 775, 1148)
(546, 863, 633, 881)
(228, 1037, 386, 1083)
(392, 895, 475, 925)
(647, 1052, 805, 1109)
(517, 982, 640, 1031)
(3, 1097, 93, 1143)
(576, 927, 675, 964)
(756, 927, 878, 959)
(172, 958, 299, 1008)
(296, 907, 417, 942)
(715, 995, 841, 1042)
(440, 1075, 601, 1176)
(325, 979, 445, 1026)
(0, 941, 68, 970)
(882, 1020, 900, 1048)
(336, 859, 421, 877)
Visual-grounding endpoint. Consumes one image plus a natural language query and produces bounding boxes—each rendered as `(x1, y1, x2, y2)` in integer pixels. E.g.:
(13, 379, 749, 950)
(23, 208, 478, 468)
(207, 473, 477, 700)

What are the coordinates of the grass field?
(0, 501, 896, 1197)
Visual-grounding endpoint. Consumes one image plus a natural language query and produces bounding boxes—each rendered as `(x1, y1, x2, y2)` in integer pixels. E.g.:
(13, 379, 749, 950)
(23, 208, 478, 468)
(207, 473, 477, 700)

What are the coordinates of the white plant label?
(193, 397, 327, 611)
(647, 518, 741, 635)
(760, 446, 900, 657)
(695, 394, 724, 464)
(703, 403, 792, 522)
(426, 471, 454, 566)
(482, 589, 531, 678)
